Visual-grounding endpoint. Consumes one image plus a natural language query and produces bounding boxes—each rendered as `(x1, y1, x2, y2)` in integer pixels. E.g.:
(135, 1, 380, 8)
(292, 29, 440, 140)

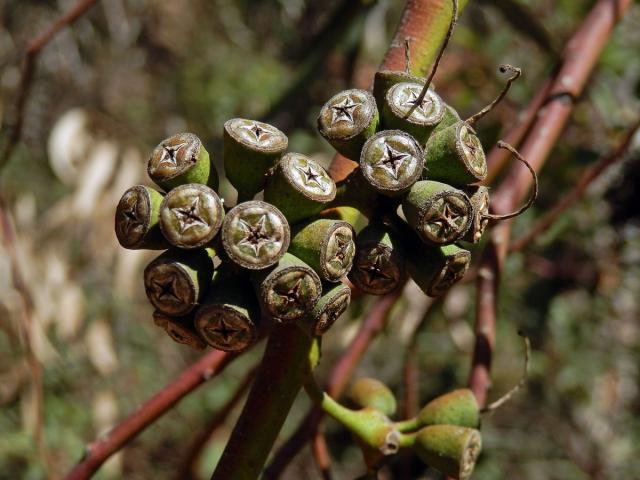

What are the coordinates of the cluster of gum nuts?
(114, 56, 529, 478)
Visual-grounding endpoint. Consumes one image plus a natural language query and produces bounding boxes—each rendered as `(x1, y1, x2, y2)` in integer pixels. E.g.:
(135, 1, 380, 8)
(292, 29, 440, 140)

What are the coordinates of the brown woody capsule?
(461, 185, 490, 244)
(223, 118, 288, 200)
(152, 311, 207, 350)
(263, 153, 336, 224)
(251, 253, 322, 322)
(381, 82, 445, 145)
(317, 89, 379, 161)
(360, 130, 424, 197)
(221, 200, 290, 270)
(143, 248, 214, 316)
(195, 277, 260, 352)
(402, 180, 473, 245)
(147, 132, 218, 191)
(306, 282, 351, 335)
(288, 218, 356, 282)
(407, 244, 471, 297)
(349, 224, 406, 295)
(114, 185, 169, 250)
(159, 183, 225, 249)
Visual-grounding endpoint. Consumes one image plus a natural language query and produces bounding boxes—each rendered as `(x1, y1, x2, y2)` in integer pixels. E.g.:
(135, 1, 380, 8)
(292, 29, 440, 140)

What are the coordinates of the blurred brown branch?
(469, 0, 633, 407)
(510, 118, 640, 252)
(0, 0, 99, 172)
(65, 349, 237, 480)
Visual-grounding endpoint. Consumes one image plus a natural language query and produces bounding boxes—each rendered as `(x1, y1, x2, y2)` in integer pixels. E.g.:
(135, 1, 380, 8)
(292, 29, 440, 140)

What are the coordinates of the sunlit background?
(1, 1, 640, 478)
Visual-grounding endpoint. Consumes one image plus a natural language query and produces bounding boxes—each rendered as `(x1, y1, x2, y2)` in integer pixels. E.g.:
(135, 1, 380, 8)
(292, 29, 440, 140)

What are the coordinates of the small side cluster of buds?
(115, 119, 359, 352)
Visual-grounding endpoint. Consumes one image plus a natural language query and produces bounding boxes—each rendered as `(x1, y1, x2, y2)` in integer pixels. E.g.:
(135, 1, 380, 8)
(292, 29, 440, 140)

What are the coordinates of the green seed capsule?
(306, 282, 351, 335)
(143, 249, 214, 316)
(221, 200, 290, 270)
(417, 389, 480, 429)
(159, 183, 225, 249)
(402, 180, 473, 245)
(433, 102, 461, 134)
(288, 218, 356, 282)
(461, 185, 490, 244)
(148, 132, 218, 192)
(381, 82, 445, 145)
(223, 118, 288, 200)
(372, 69, 425, 108)
(114, 185, 169, 250)
(251, 252, 322, 322)
(360, 130, 424, 197)
(263, 153, 336, 224)
(349, 378, 397, 417)
(195, 277, 260, 352)
(424, 121, 487, 185)
(407, 244, 471, 297)
(152, 310, 207, 350)
(414, 425, 482, 480)
(317, 89, 379, 161)
(349, 224, 406, 295)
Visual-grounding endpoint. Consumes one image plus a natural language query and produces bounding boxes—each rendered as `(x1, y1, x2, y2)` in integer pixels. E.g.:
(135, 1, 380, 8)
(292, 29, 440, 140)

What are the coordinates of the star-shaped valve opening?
(173, 196, 207, 234)
(401, 88, 434, 117)
(158, 141, 188, 168)
(273, 277, 305, 311)
(208, 318, 243, 346)
(295, 164, 325, 191)
(356, 249, 396, 289)
(237, 215, 273, 258)
(432, 255, 469, 296)
(459, 125, 486, 176)
(374, 143, 412, 181)
(330, 96, 360, 125)
(240, 122, 270, 144)
(151, 274, 183, 304)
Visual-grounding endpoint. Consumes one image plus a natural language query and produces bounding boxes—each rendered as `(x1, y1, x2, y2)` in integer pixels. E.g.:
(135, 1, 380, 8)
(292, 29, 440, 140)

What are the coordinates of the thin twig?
(404, 38, 412, 74)
(481, 333, 530, 413)
(263, 290, 403, 478)
(174, 366, 258, 480)
(65, 350, 237, 480)
(483, 141, 538, 221)
(466, 64, 521, 127)
(510, 118, 640, 252)
(1, 0, 99, 172)
(469, 0, 633, 408)
(312, 424, 334, 480)
(414, 0, 458, 106)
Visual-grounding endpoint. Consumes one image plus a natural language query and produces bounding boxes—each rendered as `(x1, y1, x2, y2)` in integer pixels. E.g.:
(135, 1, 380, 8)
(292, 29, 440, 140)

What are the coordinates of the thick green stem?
(211, 324, 319, 480)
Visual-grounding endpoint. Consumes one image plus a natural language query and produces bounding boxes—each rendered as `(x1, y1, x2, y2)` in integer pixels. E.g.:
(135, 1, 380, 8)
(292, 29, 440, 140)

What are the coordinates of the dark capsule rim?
(317, 88, 377, 142)
(195, 303, 258, 352)
(319, 220, 356, 282)
(415, 188, 473, 245)
(148, 132, 203, 182)
(143, 260, 198, 317)
(426, 249, 472, 297)
(115, 185, 152, 248)
(453, 122, 488, 180)
(349, 241, 405, 295)
(312, 285, 352, 336)
(260, 265, 322, 322)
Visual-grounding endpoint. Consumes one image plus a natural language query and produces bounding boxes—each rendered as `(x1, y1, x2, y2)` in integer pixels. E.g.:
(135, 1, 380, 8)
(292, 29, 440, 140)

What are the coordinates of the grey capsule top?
(281, 153, 336, 202)
(224, 118, 288, 153)
(386, 82, 445, 126)
(360, 130, 424, 195)
(148, 132, 202, 181)
(317, 89, 376, 140)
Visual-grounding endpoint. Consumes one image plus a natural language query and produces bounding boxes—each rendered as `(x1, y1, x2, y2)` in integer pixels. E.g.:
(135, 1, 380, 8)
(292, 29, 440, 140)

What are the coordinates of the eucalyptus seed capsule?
(223, 118, 288, 200)
(349, 378, 397, 417)
(251, 252, 322, 322)
(221, 200, 290, 270)
(288, 218, 356, 282)
(152, 310, 207, 350)
(115, 185, 169, 250)
(317, 89, 379, 161)
(402, 180, 473, 245)
(349, 224, 406, 295)
(263, 153, 336, 224)
(195, 277, 260, 352)
(306, 282, 351, 335)
(143, 248, 214, 316)
(414, 425, 482, 480)
(372, 69, 425, 108)
(360, 130, 424, 197)
(461, 185, 490, 244)
(417, 389, 480, 429)
(148, 132, 218, 192)
(424, 121, 487, 185)
(381, 82, 445, 145)
(407, 244, 471, 297)
(159, 183, 224, 249)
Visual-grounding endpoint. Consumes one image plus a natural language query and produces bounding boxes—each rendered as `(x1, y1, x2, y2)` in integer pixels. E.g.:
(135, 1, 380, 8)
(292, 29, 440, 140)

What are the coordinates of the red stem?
(469, 0, 633, 406)
(65, 350, 236, 480)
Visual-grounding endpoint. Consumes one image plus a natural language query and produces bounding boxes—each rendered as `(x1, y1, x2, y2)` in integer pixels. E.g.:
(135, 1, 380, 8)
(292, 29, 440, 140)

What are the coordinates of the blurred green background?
(1, 1, 639, 479)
